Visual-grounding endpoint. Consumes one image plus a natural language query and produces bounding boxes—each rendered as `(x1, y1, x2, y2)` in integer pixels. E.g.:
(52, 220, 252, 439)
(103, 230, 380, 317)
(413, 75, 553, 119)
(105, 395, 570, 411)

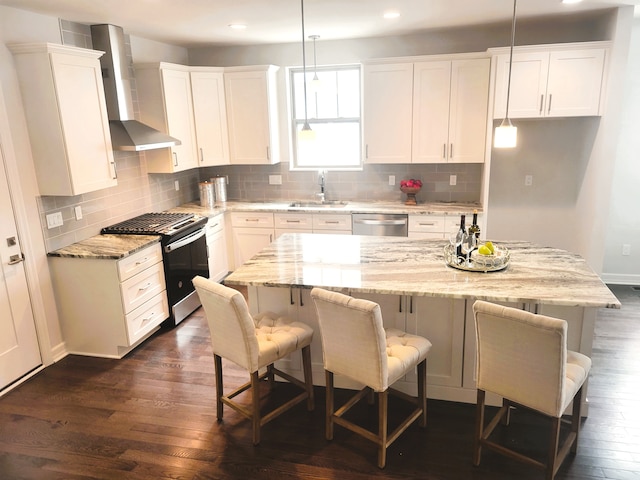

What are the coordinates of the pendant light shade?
(494, 0, 518, 149)
(299, 0, 315, 142)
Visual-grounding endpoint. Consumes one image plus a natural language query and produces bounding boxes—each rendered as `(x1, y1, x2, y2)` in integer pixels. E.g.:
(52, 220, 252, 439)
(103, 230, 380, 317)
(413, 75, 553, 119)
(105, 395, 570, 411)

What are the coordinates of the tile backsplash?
(38, 20, 482, 253)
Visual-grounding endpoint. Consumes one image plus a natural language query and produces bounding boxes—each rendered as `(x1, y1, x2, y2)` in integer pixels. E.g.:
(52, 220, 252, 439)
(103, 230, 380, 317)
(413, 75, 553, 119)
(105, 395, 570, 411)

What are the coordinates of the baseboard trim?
(600, 273, 640, 286)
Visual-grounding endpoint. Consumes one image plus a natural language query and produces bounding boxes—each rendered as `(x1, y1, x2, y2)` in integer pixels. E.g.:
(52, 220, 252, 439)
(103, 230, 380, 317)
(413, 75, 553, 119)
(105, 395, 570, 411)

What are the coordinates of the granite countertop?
(224, 233, 621, 309)
(48, 234, 161, 260)
(169, 200, 483, 217)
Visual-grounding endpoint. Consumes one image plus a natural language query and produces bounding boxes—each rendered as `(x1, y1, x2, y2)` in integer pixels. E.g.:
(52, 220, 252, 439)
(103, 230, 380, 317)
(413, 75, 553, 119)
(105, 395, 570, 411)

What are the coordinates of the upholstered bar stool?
(472, 300, 592, 480)
(310, 287, 432, 468)
(193, 276, 314, 445)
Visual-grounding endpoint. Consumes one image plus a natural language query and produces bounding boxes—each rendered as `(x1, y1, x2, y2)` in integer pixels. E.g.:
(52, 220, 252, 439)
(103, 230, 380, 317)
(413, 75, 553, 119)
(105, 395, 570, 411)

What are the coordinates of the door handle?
(8, 253, 25, 265)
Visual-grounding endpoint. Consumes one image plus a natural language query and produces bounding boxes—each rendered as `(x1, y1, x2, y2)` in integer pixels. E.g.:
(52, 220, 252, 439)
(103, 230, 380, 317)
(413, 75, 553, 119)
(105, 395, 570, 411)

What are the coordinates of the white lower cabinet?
(49, 243, 169, 358)
(230, 212, 275, 268)
(248, 286, 466, 396)
(206, 215, 228, 282)
(312, 213, 352, 234)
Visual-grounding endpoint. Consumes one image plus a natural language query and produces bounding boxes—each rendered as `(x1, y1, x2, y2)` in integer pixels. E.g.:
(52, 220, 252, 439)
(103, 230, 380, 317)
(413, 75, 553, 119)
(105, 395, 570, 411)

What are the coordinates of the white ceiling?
(1, 0, 639, 47)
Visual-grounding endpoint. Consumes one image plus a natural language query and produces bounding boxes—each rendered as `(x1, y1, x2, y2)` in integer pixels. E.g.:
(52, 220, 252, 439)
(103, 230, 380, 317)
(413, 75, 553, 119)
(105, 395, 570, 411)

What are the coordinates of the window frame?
(288, 64, 363, 171)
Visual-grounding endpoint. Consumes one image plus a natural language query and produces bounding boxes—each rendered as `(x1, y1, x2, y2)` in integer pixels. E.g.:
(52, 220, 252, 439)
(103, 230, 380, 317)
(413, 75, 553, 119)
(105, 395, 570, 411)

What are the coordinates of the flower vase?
(400, 186, 421, 205)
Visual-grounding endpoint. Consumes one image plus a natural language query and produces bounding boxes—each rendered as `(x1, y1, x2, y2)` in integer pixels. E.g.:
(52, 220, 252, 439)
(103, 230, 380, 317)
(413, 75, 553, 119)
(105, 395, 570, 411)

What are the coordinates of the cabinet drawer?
(206, 215, 225, 235)
(230, 212, 274, 228)
(313, 214, 352, 231)
(275, 213, 313, 229)
(120, 261, 166, 314)
(118, 243, 162, 282)
(126, 292, 169, 345)
(409, 215, 446, 234)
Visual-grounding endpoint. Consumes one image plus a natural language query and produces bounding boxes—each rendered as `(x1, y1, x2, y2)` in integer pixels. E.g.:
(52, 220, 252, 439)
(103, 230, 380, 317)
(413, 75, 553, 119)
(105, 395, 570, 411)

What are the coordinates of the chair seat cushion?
(562, 349, 592, 413)
(254, 312, 314, 369)
(385, 328, 432, 387)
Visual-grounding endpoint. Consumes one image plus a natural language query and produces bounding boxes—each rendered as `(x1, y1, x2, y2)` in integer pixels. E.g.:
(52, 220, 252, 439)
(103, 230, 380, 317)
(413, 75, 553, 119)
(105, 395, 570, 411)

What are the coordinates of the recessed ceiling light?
(228, 24, 247, 30)
(383, 11, 400, 20)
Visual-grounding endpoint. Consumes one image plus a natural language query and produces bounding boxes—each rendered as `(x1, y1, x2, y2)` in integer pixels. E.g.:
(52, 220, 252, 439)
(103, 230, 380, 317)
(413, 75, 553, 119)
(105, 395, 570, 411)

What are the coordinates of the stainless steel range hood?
(90, 24, 180, 151)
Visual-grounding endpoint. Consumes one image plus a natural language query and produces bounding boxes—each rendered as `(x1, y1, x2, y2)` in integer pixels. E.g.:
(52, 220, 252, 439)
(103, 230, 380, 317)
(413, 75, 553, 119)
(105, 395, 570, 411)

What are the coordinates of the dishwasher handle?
(353, 219, 407, 226)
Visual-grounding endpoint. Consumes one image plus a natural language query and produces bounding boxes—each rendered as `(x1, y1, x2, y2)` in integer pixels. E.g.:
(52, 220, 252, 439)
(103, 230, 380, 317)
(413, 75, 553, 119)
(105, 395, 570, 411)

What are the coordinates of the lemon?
(478, 245, 492, 255)
(485, 241, 495, 254)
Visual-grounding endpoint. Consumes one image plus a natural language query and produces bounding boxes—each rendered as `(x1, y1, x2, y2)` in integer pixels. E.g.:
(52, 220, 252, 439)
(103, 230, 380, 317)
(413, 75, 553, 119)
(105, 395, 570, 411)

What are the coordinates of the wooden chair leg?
(267, 364, 275, 390)
(325, 370, 334, 441)
(301, 345, 314, 411)
(502, 398, 511, 425)
(417, 359, 427, 428)
(546, 416, 562, 480)
(473, 389, 486, 466)
(214, 355, 224, 421)
(251, 371, 261, 445)
(570, 387, 583, 454)
(377, 390, 388, 469)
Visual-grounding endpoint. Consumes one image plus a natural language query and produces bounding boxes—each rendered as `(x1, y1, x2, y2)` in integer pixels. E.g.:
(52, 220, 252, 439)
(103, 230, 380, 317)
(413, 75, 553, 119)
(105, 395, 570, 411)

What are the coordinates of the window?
(290, 65, 361, 170)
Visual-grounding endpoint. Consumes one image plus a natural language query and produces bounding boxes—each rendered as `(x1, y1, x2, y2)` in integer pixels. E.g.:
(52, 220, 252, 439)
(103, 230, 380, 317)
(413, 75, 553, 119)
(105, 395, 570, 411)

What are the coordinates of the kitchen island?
(224, 233, 620, 405)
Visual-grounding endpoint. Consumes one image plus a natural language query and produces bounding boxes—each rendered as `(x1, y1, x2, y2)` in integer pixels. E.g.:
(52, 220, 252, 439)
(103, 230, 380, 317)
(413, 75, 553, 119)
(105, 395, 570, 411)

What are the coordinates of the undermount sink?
(288, 200, 349, 208)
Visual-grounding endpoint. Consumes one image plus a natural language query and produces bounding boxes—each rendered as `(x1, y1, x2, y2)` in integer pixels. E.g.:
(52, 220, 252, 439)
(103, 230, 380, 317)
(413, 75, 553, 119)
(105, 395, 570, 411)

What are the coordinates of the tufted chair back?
(311, 287, 389, 391)
(192, 276, 260, 372)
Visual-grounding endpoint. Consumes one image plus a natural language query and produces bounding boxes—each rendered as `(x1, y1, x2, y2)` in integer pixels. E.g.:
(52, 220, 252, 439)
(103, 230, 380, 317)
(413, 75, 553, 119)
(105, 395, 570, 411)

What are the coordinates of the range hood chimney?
(90, 24, 180, 151)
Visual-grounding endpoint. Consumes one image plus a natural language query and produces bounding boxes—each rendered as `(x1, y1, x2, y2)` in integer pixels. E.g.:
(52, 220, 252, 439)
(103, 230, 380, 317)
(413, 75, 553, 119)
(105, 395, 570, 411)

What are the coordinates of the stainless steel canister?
(199, 181, 215, 208)
(212, 176, 228, 205)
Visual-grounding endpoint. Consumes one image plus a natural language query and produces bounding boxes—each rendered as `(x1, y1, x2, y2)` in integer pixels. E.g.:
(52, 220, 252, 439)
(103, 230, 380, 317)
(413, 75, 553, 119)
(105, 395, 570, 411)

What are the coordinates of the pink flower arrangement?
(400, 179, 422, 189)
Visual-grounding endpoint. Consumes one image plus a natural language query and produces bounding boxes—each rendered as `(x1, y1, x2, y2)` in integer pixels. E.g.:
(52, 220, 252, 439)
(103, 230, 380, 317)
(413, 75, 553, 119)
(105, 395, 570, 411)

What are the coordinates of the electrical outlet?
(46, 211, 63, 229)
(449, 175, 457, 186)
(174, 180, 180, 191)
(269, 175, 282, 185)
(388, 175, 395, 186)
(525, 175, 533, 186)
(74, 205, 83, 220)
(622, 244, 631, 256)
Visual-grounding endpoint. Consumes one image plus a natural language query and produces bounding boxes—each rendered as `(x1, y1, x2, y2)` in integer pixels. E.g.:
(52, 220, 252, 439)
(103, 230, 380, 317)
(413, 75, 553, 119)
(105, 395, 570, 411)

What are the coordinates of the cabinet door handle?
(173, 152, 178, 167)
(442, 143, 446, 159)
(290, 286, 295, 305)
(286, 220, 301, 224)
(418, 222, 436, 226)
(266, 146, 270, 161)
(366, 144, 369, 159)
(398, 295, 403, 313)
(110, 161, 117, 179)
(139, 282, 152, 291)
(324, 221, 340, 224)
(299, 288, 304, 307)
(548, 94, 553, 114)
(410, 295, 413, 314)
(200, 148, 204, 163)
(135, 257, 150, 266)
(539, 94, 544, 115)
(450, 143, 453, 159)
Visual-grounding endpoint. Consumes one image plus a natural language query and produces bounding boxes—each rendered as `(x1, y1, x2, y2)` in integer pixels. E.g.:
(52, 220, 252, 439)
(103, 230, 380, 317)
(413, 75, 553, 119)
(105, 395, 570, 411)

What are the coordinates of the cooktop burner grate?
(101, 212, 195, 235)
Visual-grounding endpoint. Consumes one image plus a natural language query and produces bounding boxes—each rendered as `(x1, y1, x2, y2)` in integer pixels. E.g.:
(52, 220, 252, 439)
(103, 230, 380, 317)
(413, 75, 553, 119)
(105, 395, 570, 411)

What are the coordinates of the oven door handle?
(163, 227, 207, 253)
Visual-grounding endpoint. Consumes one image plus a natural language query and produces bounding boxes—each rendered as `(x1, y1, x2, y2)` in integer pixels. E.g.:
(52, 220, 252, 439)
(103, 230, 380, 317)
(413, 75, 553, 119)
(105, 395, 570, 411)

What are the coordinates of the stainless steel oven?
(101, 212, 209, 326)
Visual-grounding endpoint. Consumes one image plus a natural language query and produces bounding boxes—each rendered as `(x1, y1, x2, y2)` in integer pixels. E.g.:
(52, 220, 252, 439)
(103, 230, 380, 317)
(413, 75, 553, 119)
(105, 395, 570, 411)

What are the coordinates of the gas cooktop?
(101, 212, 202, 236)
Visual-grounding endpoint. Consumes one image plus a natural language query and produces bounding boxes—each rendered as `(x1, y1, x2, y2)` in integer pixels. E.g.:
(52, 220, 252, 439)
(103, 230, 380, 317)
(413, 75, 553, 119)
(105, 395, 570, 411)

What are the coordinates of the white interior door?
(0, 142, 41, 390)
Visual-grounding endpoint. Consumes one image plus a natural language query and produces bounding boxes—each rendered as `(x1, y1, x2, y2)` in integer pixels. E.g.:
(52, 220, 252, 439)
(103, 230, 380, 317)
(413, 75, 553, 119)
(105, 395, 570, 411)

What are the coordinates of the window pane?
(314, 71, 337, 119)
(337, 69, 360, 118)
(296, 122, 361, 168)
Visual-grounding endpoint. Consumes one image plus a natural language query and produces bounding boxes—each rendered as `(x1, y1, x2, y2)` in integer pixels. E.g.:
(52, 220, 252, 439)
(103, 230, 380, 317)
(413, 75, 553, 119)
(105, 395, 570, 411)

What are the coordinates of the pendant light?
(494, 0, 518, 149)
(299, 0, 315, 141)
(309, 34, 322, 92)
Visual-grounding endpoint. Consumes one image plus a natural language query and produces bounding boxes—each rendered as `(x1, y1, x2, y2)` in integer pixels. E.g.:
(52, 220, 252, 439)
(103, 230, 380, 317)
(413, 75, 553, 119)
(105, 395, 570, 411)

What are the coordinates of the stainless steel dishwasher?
(352, 213, 408, 237)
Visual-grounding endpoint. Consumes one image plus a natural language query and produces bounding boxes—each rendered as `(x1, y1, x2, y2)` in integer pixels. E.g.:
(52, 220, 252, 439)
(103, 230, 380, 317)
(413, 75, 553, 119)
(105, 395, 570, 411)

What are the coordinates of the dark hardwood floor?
(0, 284, 639, 479)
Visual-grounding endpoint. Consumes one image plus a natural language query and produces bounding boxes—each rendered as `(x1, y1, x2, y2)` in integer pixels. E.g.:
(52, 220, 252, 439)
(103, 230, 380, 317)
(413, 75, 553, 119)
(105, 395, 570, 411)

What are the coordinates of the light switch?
(74, 206, 83, 220)
(449, 175, 457, 186)
(525, 175, 533, 186)
(388, 175, 395, 186)
(46, 212, 63, 229)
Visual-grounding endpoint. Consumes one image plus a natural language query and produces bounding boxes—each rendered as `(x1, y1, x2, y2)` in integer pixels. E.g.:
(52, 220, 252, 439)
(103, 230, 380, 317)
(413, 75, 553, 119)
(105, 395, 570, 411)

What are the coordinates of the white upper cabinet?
(413, 58, 490, 164)
(224, 65, 280, 165)
(10, 43, 117, 196)
(362, 63, 414, 164)
(190, 68, 230, 167)
(135, 63, 198, 173)
(493, 45, 607, 119)
(362, 55, 489, 165)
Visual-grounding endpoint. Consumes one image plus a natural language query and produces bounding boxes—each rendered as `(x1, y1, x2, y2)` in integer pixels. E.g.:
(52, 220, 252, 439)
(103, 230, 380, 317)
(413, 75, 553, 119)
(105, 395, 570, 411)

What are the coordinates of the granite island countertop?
(224, 233, 620, 309)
